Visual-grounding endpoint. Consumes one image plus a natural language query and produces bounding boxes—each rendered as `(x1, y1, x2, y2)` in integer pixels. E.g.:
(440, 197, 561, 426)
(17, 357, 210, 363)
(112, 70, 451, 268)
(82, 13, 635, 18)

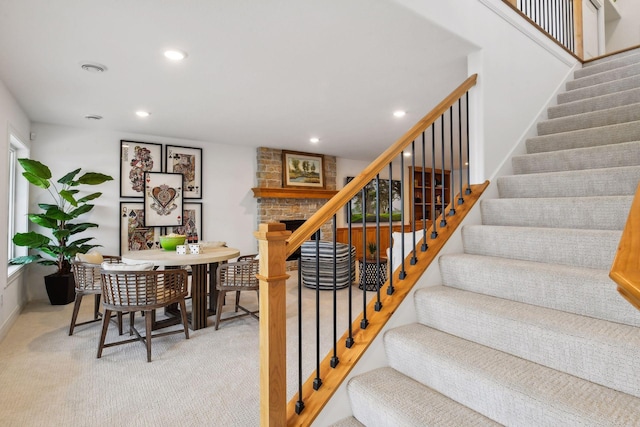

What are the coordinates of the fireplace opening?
(280, 219, 317, 261)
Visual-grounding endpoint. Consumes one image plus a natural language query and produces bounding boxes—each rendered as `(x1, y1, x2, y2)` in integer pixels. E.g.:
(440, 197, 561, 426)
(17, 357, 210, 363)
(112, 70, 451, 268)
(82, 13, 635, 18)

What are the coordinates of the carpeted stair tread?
(345, 367, 500, 427)
(414, 286, 640, 398)
(329, 416, 365, 427)
(548, 86, 640, 119)
(515, 140, 640, 174)
(497, 165, 640, 198)
(438, 253, 640, 327)
(480, 195, 632, 230)
(566, 61, 640, 91)
(574, 52, 640, 79)
(537, 102, 640, 135)
(385, 324, 640, 426)
(558, 73, 640, 104)
(525, 120, 640, 154)
(461, 224, 620, 270)
(584, 48, 640, 67)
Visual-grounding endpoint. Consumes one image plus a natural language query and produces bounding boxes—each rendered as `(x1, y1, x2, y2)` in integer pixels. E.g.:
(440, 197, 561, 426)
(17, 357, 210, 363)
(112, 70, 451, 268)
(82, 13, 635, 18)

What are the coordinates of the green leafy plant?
(10, 158, 113, 276)
(368, 242, 377, 257)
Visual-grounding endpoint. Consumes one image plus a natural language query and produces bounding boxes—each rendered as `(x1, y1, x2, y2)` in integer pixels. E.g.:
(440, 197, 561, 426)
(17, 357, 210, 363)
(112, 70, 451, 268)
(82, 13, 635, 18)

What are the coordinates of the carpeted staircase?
(334, 49, 640, 426)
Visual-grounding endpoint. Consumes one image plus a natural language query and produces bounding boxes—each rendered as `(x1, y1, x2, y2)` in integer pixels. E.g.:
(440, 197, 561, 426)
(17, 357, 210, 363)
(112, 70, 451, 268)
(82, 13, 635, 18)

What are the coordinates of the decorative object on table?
(367, 242, 377, 259)
(119, 202, 162, 254)
(166, 202, 202, 244)
(176, 244, 187, 254)
(282, 150, 325, 188)
(143, 172, 183, 227)
(214, 254, 260, 330)
(300, 241, 356, 290)
(201, 241, 226, 248)
(120, 140, 162, 198)
(345, 176, 402, 223)
(188, 243, 201, 254)
(69, 254, 122, 335)
(159, 234, 186, 251)
(165, 145, 202, 199)
(9, 158, 113, 305)
(98, 267, 190, 362)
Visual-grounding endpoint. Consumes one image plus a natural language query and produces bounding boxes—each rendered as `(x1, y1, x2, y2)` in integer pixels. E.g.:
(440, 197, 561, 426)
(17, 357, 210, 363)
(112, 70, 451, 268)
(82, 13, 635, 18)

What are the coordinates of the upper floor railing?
(503, 0, 584, 59)
(255, 74, 486, 426)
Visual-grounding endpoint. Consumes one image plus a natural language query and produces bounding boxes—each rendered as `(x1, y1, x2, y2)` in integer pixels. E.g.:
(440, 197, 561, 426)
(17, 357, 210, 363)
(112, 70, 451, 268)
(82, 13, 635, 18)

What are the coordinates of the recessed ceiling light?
(84, 114, 103, 120)
(393, 110, 406, 118)
(80, 63, 107, 73)
(136, 111, 150, 118)
(403, 152, 411, 157)
(164, 49, 187, 61)
(310, 137, 320, 143)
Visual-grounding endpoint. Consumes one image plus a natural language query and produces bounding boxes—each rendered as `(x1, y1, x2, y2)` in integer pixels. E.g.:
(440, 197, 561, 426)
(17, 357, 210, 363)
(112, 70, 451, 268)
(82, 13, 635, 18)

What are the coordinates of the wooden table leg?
(208, 262, 219, 316)
(190, 263, 208, 330)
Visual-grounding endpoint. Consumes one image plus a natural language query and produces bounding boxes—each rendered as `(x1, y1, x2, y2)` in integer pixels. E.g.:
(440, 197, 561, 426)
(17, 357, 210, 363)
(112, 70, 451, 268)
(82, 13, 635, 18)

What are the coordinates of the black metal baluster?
(440, 116, 447, 228)
(458, 98, 464, 205)
(295, 257, 304, 414)
(420, 132, 428, 251)
(313, 234, 322, 391)
(448, 105, 456, 217)
(399, 152, 407, 279)
(431, 124, 438, 239)
(360, 187, 369, 329)
(330, 217, 339, 368)
(410, 141, 417, 265)
(374, 175, 382, 312)
(346, 203, 354, 348)
(465, 92, 471, 195)
(387, 163, 395, 296)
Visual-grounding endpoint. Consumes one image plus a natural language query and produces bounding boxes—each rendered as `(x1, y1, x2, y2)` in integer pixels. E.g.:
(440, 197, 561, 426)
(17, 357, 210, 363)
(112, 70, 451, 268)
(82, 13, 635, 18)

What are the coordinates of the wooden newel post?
(254, 223, 291, 427)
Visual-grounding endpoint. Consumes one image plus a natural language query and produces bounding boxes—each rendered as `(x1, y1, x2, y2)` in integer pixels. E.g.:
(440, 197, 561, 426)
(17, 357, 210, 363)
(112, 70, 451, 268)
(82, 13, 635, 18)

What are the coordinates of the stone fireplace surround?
(254, 147, 337, 266)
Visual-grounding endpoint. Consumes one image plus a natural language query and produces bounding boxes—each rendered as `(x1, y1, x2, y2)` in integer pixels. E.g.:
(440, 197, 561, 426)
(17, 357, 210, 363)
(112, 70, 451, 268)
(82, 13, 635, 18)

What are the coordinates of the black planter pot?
(44, 273, 75, 305)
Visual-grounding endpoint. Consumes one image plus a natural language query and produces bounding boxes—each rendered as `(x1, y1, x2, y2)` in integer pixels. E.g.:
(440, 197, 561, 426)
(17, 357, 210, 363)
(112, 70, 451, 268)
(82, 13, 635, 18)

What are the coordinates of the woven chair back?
(100, 269, 188, 311)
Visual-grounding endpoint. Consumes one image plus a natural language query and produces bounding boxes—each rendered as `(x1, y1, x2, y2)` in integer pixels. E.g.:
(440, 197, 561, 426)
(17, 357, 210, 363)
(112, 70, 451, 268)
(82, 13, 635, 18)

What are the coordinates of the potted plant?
(10, 158, 113, 305)
(367, 242, 377, 260)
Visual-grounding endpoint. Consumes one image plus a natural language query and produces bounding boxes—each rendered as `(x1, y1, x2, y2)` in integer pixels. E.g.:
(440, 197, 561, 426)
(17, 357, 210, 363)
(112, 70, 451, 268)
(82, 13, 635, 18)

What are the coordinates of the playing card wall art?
(120, 140, 162, 198)
(143, 172, 184, 227)
(120, 202, 162, 254)
(166, 145, 202, 199)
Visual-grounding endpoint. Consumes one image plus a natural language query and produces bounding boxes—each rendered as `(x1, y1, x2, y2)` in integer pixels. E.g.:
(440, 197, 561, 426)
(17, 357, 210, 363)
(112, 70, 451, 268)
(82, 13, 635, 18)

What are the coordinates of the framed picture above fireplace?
(282, 150, 325, 189)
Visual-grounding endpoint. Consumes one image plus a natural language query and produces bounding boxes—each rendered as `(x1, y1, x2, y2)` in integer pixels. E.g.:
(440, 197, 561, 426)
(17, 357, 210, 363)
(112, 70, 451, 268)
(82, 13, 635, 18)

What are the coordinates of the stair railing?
(255, 74, 485, 426)
(502, 0, 584, 59)
(610, 183, 640, 310)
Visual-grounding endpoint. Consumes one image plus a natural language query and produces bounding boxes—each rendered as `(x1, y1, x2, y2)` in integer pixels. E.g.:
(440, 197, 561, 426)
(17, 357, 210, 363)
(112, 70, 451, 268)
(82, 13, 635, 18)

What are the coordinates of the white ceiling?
(0, 0, 476, 160)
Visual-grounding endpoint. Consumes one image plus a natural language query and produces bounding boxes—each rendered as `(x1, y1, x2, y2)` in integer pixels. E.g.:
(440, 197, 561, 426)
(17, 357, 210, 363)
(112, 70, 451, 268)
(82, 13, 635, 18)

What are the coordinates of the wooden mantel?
(252, 187, 338, 199)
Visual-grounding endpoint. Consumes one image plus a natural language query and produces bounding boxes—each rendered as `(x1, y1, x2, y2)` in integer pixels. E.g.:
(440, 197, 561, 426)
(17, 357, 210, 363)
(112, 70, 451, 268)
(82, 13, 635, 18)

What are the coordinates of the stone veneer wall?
(256, 146, 337, 245)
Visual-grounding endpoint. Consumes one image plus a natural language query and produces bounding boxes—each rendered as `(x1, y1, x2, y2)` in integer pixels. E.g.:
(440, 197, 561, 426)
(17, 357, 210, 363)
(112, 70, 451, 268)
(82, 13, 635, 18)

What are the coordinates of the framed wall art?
(166, 145, 202, 199)
(143, 172, 184, 227)
(346, 176, 402, 223)
(166, 202, 202, 241)
(120, 140, 163, 198)
(119, 202, 163, 254)
(282, 150, 325, 188)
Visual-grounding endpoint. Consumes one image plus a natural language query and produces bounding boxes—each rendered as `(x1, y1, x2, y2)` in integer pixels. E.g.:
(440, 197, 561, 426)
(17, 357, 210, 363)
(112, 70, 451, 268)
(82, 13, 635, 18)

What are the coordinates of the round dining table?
(122, 246, 240, 330)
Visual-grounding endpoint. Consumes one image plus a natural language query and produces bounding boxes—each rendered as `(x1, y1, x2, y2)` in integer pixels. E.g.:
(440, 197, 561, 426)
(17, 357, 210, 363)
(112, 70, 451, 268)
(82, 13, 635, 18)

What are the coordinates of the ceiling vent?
(81, 63, 107, 73)
(84, 114, 103, 120)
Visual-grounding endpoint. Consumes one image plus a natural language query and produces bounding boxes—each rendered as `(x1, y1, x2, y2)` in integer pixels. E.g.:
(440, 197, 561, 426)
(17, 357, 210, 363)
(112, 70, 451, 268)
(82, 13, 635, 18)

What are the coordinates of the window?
(8, 133, 28, 264)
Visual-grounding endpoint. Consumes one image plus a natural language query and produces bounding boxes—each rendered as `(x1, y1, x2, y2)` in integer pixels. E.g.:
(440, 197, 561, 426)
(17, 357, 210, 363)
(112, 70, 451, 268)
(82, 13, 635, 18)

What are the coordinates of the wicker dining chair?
(98, 267, 190, 362)
(214, 254, 260, 330)
(69, 255, 121, 336)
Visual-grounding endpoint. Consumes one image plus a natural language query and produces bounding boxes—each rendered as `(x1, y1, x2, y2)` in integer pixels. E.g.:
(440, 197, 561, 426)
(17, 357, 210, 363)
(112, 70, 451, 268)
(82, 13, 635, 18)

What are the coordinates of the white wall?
(605, 0, 640, 52)
(25, 123, 259, 301)
(0, 78, 31, 341)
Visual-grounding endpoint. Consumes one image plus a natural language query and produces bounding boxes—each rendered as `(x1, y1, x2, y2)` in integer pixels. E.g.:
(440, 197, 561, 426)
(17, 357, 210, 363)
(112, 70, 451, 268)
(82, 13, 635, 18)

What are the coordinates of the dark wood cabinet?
(409, 167, 451, 224)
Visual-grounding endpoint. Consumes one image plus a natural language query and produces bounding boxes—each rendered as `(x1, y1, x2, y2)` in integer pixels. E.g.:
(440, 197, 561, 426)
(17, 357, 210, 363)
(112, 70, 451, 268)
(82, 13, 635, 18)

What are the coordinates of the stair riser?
(461, 225, 621, 270)
(526, 121, 640, 154)
(497, 165, 640, 198)
(537, 103, 640, 136)
(567, 62, 640, 91)
(515, 141, 640, 174)
(548, 87, 640, 119)
(414, 287, 640, 399)
(559, 74, 640, 104)
(480, 196, 632, 230)
(574, 53, 640, 79)
(439, 254, 640, 327)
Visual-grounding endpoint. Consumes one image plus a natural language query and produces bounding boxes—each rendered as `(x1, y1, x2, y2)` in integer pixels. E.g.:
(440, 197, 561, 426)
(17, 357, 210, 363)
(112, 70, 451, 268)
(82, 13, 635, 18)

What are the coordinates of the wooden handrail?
(610, 183, 640, 310)
(286, 74, 478, 256)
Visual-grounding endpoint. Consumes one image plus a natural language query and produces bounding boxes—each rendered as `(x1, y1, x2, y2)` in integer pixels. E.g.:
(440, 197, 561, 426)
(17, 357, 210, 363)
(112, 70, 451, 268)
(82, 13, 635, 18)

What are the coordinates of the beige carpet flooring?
(0, 271, 372, 426)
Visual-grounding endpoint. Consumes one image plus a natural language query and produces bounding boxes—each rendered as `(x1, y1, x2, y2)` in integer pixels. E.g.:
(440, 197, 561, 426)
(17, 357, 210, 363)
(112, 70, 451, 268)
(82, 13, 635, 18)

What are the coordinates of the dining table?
(121, 246, 240, 330)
